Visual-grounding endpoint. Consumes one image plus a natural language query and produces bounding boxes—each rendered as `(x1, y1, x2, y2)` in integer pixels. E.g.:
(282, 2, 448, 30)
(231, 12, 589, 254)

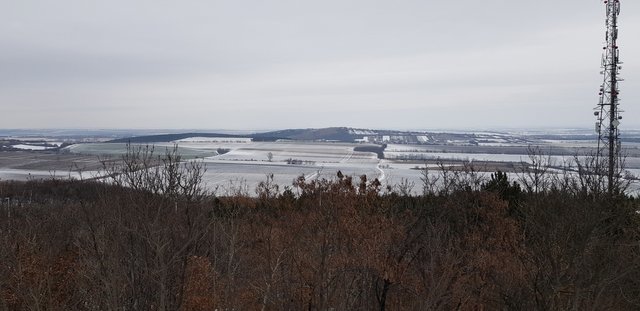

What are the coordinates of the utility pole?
(594, 0, 623, 193)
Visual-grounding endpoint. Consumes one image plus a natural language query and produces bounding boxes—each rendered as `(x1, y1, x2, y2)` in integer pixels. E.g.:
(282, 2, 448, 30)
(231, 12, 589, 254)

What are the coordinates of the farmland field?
(2, 135, 640, 195)
(44, 141, 385, 195)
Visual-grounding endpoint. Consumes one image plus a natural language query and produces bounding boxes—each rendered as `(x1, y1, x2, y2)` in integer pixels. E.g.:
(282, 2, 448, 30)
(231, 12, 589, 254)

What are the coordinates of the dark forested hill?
(108, 132, 284, 143)
(107, 128, 364, 143)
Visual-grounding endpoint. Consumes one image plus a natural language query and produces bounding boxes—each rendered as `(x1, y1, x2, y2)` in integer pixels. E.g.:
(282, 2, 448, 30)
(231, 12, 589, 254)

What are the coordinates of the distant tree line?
(354, 144, 387, 159)
(285, 158, 316, 165)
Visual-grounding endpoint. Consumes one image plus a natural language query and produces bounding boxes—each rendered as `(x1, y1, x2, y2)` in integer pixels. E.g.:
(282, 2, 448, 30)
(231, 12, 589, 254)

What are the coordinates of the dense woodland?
(1, 146, 639, 310)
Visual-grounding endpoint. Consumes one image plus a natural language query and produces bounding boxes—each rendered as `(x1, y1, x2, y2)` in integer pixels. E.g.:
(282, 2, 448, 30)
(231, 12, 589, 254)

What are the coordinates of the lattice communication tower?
(594, 0, 623, 191)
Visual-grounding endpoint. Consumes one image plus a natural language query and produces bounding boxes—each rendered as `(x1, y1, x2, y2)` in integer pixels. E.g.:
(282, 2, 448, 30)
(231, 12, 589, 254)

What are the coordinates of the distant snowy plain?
(2, 138, 638, 196)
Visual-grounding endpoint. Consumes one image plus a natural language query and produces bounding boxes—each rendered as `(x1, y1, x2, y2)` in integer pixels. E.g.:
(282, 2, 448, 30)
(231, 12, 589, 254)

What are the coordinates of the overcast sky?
(1, 0, 639, 130)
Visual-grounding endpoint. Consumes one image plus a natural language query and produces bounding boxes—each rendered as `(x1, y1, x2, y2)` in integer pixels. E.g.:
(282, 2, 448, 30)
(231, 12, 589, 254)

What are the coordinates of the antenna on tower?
(594, 0, 623, 193)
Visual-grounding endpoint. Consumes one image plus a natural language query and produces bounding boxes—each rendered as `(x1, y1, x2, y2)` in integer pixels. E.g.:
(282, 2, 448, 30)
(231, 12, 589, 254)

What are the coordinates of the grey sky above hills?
(2, 0, 639, 130)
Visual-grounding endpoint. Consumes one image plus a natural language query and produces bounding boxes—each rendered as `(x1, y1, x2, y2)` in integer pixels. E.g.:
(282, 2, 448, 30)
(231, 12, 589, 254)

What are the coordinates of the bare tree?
(517, 145, 553, 194)
(101, 143, 206, 201)
(420, 163, 440, 196)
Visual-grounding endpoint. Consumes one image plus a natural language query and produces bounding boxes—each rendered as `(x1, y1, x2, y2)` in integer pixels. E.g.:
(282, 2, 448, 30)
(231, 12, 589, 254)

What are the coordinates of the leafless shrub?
(394, 178, 415, 197)
(419, 163, 440, 196)
(559, 151, 635, 198)
(427, 160, 487, 195)
(220, 178, 250, 197)
(516, 145, 553, 194)
(457, 160, 486, 192)
(101, 143, 206, 201)
(256, 173, 279, 200)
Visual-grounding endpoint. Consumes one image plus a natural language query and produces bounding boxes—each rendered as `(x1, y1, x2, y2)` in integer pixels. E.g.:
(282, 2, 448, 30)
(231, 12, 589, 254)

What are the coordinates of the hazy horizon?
(2, 126, 636, 136)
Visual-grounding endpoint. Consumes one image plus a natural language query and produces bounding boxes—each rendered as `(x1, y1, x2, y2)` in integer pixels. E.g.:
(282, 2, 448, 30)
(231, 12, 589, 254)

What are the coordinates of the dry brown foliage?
(1, 164, 639, 310)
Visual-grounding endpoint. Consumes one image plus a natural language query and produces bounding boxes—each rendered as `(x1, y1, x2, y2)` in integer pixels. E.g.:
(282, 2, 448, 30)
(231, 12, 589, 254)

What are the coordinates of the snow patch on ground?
(11, 144, 57, 151)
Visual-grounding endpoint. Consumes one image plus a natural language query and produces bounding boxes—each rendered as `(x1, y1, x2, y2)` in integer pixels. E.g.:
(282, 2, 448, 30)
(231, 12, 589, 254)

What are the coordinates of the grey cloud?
(1, 0, 639, 129)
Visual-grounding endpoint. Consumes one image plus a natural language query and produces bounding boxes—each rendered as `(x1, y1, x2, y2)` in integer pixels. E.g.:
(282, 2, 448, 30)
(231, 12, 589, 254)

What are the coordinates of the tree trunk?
(379, 278, 391, 311)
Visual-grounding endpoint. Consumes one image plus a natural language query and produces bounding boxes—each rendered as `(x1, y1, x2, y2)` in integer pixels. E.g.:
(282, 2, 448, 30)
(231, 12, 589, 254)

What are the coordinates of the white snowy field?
(2, 140, 638, 196)
(62, 141, 387, 194)
(10, 144, 58, 151)
(0, 168, 93, 181)
(191, 141, 383, 195)
(384, 143, 640, 170)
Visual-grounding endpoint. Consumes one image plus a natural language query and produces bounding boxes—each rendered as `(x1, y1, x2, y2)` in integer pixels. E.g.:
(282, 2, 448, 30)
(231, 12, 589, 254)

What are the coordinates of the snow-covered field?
(0, 168, 92, 181)
(2, 140, 638, 196)
(10, 144, 58, 151)
(63, 141, 386, 194)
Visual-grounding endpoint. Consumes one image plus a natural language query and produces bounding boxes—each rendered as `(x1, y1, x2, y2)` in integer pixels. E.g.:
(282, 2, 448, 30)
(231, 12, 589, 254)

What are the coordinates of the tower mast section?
(595, 0, 622, 193)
